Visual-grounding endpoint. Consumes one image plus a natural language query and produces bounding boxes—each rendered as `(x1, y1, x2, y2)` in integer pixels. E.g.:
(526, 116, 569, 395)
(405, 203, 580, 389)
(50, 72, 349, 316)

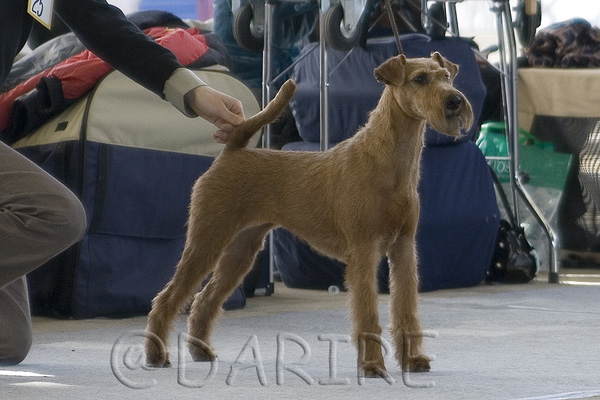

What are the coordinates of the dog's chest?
(348, 186, 417, 235)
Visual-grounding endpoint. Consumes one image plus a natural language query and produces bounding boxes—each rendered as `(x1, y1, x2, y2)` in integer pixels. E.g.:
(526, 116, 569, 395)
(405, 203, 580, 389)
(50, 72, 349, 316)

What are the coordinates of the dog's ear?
(374, 54, 406, 85)
(431, 51, 459, 79)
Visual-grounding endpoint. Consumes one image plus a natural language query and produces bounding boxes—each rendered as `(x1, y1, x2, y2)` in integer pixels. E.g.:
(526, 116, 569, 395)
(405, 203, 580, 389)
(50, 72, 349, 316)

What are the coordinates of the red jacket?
(0, 27, 211, 135)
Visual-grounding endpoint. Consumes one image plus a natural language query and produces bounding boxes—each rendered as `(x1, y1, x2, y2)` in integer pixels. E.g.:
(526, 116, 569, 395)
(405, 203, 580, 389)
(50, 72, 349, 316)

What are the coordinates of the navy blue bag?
(15, 69, 259, 318)
(274, 35, 500, 292)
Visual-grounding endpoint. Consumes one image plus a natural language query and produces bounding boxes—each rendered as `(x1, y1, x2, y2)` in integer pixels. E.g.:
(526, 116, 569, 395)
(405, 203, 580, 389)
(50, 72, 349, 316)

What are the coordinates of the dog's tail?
(225, 79, 296, 150)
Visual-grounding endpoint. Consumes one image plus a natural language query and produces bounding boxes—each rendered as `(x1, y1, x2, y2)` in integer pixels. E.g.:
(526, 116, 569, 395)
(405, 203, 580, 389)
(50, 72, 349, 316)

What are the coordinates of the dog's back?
(225, 80, 296, 150)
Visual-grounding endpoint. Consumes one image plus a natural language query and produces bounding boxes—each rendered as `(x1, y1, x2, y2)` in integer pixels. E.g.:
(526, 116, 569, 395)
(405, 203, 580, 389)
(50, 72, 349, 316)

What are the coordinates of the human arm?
(163, 68, 245, 143)
(54, 0, 244, 136)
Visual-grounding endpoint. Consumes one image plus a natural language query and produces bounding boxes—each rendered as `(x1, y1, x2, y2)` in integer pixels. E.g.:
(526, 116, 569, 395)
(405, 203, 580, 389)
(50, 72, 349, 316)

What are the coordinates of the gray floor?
(2, 274, 600, 400)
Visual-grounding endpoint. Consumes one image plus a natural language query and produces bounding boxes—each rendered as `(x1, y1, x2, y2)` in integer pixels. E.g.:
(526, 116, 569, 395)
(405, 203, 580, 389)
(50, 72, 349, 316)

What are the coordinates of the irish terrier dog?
(145, 52, 474, 377)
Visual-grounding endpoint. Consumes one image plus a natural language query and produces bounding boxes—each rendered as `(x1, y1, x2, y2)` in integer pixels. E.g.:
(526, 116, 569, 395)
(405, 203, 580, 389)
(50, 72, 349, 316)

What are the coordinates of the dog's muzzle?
(444, 95, 463, 116)
(438, 91, 473, 135)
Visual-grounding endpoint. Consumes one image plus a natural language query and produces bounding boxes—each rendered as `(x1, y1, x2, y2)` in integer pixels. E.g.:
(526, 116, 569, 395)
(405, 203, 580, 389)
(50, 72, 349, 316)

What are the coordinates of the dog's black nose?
(445, 95, 462, 111)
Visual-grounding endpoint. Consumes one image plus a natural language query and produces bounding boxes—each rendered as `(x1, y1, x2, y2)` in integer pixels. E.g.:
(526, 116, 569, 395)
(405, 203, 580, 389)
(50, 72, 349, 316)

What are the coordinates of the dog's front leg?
(344, 248, 387, 378)
(387, 219, 430, 372)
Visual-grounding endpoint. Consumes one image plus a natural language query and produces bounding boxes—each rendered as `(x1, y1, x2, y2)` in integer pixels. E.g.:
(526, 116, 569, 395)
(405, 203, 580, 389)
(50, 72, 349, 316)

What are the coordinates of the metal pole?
(491, 0, 560, 283)
(262, 0, 275, 294)
(261, 0, 274, 147)
(448, 1, 459, 36)
(319, 5, 330, 151)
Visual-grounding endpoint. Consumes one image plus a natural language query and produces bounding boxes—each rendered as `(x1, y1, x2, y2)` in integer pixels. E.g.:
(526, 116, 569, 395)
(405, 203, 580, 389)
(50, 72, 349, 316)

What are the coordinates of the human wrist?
(163, 68, 207, 117)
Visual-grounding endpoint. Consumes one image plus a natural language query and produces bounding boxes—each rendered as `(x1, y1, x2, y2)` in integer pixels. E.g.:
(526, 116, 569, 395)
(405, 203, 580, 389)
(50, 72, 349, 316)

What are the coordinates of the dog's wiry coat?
(145, 52, 474, 377)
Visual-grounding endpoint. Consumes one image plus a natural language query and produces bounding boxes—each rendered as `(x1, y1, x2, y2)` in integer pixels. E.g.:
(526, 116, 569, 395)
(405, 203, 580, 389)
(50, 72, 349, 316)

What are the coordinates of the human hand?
(185, 86, 245, 143)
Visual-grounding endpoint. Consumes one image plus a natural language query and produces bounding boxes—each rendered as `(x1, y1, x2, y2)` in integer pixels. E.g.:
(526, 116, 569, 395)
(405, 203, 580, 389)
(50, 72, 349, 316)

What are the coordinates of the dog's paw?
(360, 362, 389, 379)
(145, 335, 171, 368)
(403, 354, 431, 372)
(189, 345, 218, 362)
(146, 352, 171, 368)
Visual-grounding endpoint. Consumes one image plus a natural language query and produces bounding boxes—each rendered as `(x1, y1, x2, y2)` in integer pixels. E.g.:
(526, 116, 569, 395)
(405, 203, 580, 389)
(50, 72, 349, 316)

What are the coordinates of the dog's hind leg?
(344, 246, 388, 378)
(387, 215, 430, 372)
(186, 223, 273, 362)
(145, 217, 241, 368)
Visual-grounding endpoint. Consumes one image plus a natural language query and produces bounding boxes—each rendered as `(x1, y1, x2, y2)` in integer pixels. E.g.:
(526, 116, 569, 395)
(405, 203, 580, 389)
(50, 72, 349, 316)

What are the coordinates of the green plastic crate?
(477, 121, 572, 190)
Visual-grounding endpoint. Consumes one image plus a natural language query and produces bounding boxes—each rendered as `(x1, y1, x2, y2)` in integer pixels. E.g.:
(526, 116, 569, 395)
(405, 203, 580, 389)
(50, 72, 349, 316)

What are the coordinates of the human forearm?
(54, 0, 181, 98)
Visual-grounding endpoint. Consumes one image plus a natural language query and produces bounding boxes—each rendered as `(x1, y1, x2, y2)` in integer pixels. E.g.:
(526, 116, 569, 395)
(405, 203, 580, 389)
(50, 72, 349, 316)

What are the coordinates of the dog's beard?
(427, 94, 473, 137)
(430, 116, 467, 138)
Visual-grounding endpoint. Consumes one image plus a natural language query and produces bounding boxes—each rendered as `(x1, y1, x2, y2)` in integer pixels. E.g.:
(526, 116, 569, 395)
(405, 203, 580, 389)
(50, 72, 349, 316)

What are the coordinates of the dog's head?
(374, 52, 474, 137)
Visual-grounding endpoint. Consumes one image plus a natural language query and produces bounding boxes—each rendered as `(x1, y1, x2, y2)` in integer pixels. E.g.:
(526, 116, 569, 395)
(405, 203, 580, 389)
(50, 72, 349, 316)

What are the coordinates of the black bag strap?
(488, 164, 519, 228)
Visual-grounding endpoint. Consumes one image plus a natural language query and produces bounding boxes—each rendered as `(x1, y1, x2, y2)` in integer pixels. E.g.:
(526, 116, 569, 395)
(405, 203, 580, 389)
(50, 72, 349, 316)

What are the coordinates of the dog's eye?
(445, 73, 451, 81)
(413, 74, 427, 84)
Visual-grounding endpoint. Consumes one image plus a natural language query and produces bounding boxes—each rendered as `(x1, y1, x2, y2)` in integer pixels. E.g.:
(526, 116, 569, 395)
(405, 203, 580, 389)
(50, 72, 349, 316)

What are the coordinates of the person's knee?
(5, 174, 87, 267)
(22, 182, 88, 263)
(54, 188, 87, 246)
(36, 182, 87, 254)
